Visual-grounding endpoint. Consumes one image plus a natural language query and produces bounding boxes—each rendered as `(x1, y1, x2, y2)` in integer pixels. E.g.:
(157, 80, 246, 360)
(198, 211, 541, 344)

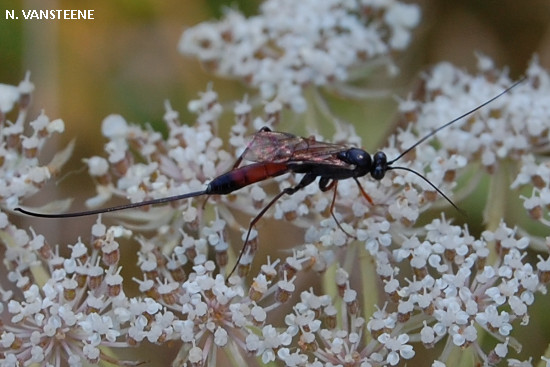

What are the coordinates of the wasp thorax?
(339, 148, 372, 169)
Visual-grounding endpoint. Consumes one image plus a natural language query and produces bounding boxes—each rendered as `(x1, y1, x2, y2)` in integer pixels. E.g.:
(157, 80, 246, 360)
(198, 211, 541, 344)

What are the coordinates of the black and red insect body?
(15, 78, 525, 278)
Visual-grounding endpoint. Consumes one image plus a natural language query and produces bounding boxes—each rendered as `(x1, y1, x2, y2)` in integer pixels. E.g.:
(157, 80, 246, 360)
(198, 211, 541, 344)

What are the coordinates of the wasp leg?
(319, 178, 355, 239)
(227, 172, 316, 279)
(353, 177, 373, 205)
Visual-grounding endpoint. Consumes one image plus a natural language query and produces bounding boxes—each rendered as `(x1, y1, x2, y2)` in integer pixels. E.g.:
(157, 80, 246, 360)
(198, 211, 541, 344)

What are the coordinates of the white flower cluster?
(395, 56, 550, 230)
(375, 217, 542, 365)
(4, 4, 550, 365)
(15, 59, 544, 366)
(399, 58, 549, 171)
(0, 219, 138, 366)
(84, 90, 232, 220)
(0, 73, 71, 210)
(179, 0, 420, 111)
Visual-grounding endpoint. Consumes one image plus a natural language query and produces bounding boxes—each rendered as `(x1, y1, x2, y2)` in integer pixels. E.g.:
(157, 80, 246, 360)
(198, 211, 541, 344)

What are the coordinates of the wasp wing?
(242, 130, 352, 167)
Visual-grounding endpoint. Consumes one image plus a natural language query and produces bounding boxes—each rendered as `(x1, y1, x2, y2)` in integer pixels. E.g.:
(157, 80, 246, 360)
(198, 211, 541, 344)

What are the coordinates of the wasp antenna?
(14, 190, 208, 219)
(388, 166, 466, 216)
(388, 76, 527, 165)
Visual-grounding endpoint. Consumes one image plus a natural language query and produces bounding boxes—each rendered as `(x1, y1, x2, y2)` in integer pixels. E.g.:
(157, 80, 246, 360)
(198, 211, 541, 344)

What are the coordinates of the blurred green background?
(2, 0, 550, 365)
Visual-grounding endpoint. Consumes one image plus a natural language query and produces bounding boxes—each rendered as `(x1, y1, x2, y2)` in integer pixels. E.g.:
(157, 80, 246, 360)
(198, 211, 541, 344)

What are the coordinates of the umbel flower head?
(4, 1, 550, 366)
(179, 0, 420, 111)
(7, 57, 549, 366)
(0, 221, 146, 366)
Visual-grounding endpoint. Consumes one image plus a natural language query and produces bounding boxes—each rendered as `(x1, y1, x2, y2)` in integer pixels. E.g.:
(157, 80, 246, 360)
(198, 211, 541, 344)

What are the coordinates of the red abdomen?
(206, 163, 289, 195)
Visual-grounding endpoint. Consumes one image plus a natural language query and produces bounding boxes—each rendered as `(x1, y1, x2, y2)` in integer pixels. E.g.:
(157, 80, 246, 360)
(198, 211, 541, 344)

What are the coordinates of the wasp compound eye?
(371, 151, 387, 180)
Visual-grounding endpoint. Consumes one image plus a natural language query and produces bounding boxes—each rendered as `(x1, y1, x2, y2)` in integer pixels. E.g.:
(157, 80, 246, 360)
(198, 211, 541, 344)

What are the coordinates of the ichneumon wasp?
(15, 77, 525, 278)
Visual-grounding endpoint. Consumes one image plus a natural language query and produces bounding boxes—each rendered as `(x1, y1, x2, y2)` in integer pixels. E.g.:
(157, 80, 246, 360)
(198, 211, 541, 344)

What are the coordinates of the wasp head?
(370, 151, 388, 180)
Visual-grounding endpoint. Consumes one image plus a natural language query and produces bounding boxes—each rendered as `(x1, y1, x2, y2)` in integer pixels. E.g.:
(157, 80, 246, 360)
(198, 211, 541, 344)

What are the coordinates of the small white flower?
(101, 114, 129, 139)
(377, 333, 415, 365)
(0, 84, 19, 113)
